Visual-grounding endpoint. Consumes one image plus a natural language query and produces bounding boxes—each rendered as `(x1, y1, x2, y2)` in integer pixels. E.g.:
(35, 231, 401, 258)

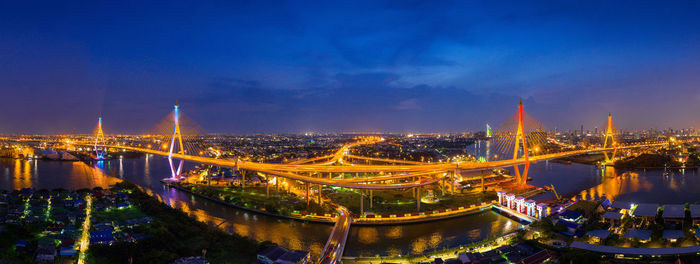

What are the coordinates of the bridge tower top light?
(95, 115, 106, 160)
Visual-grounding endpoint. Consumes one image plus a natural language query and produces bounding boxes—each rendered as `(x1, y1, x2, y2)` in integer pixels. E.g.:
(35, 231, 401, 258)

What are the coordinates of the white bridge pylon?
(169, 101, 185, 179)
(94, 115, 106, 159)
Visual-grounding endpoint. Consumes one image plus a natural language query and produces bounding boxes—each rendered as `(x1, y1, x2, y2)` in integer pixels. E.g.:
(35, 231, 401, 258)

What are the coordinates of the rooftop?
(277, 250, 309, 263)
(257, 245, 288, 261)
(662, 204, 685, 219)
(624, 229, 652, 240)
(662, 230, 685, 240)
(632, 203, 658, 218)
(610, 200, 631, 210)
(559, 210, 583, 221)
(602, 211, 623, 220)
(570, 241, 700, 255)
(586, 229, 611, 239)
(690, 204, 700, 218)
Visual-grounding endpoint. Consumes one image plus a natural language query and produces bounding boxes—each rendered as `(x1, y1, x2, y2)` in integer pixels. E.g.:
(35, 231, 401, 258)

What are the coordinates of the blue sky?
(1, 1, 700, 133)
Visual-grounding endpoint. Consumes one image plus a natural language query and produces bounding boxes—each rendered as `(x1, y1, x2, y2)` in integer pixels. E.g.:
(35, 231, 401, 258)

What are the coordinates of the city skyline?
(1, 1, 700, 134)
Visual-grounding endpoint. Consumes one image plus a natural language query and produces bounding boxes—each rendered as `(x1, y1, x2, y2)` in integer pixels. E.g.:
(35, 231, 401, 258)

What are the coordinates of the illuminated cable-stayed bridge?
(38, 100, 686, 264)
(45, 100, 679, 195)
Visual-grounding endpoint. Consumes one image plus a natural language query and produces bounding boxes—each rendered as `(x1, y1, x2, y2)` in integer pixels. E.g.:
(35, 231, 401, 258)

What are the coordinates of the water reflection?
(345, 211, 521, 256)
(14, 157, 691, 256)
(0, 158, 121, 190)
(574, 166, 699, 204)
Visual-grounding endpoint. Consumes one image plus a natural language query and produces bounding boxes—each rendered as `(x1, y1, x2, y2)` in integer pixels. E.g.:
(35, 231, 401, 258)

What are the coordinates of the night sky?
(1, 1, 700, 134)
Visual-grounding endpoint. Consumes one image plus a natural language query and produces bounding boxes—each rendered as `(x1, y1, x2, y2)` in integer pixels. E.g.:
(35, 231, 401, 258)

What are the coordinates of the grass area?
(177, 183, 336, 216)
(85, 181, 266, 264)
(93, 207, 147, 223)
(327, 187, 497, 215)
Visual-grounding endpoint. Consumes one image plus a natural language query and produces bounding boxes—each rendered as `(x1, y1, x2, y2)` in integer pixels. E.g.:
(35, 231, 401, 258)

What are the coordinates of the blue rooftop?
(89, 230, 114, 245)
(624, 229, 652, 240)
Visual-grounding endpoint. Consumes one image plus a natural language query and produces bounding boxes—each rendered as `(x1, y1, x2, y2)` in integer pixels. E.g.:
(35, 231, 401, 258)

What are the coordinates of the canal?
(1, 156, 698, 257)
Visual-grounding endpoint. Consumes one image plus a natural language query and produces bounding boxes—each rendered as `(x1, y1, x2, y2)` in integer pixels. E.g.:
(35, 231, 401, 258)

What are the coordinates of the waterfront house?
(558, 210, 583, 223)
(690, 204, 700, 226)
(535, 203, 549, 219)
(623, 229, 652, 243)
(172, 256, 209, 264)
(497, 191, 506, 205)
(562, 220, 581, 236)
(257, 245, 309, 264)
(89, 230, 114, 245)
(35, 244, 56, 263)
(585, 229, 611, 243)
(124, 216, 153, 227)
(525, 200, 536, 217)
(609, 200, 632, 214)
(506, 194, 516, 209)
(257, 245, 288, 264)
(602, 211, 623, 228)
(631, 203, 659, 226)
(60, 246, 77, 256)
(15, 240, 27, 251)
(661, 204, 685, 226)
(662, 230, 685, 243)
(515, 197, 526, 214)
(275, 250, 310, 264)
(518, 249, 555, 264)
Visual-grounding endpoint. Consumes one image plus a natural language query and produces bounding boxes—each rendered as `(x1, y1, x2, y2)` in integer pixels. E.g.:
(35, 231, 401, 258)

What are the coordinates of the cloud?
(394, 98, 422, 110)
(184, 72, 540, 133)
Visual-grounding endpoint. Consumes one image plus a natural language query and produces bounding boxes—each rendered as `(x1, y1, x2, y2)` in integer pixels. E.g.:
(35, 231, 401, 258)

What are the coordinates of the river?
(1, 156, 697, 257)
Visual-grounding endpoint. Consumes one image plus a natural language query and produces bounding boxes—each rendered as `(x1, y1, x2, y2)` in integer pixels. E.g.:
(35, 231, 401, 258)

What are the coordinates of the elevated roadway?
(93, 142, 667, 189)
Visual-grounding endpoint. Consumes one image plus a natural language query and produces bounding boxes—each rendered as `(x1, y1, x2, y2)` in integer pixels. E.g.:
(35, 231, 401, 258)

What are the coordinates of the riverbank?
(165, 180, 544, 226)
(164, 181, 339, 224)
(85, 181, 263, 264)
(343, 228, 525, 263)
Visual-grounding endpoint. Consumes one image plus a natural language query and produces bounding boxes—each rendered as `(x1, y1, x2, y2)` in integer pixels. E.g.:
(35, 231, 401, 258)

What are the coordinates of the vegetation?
(614, 153, 681, 168)
(175, 182, 335, 216)
(326, 187, 497, 215)
(85, 181, 262, 264)
(0, 224, 45, 263)
(93, 207, 147, 223)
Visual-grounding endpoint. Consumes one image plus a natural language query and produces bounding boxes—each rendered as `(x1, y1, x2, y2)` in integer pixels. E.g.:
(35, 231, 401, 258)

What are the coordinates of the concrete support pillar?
(241, 170, 246, 190)
(417, 185, 421, 212)
(306, 183, 310, 208)
(276, 177, 279, 194)
(317, 184, 322, 205)
(452, 171, 455, 195)
(370, 190, 373, 208)
(481, 171, 485, 192)
(441, 177, 445, 194)
(360, 189, 364, 215)
(266, 177, 270, 198)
